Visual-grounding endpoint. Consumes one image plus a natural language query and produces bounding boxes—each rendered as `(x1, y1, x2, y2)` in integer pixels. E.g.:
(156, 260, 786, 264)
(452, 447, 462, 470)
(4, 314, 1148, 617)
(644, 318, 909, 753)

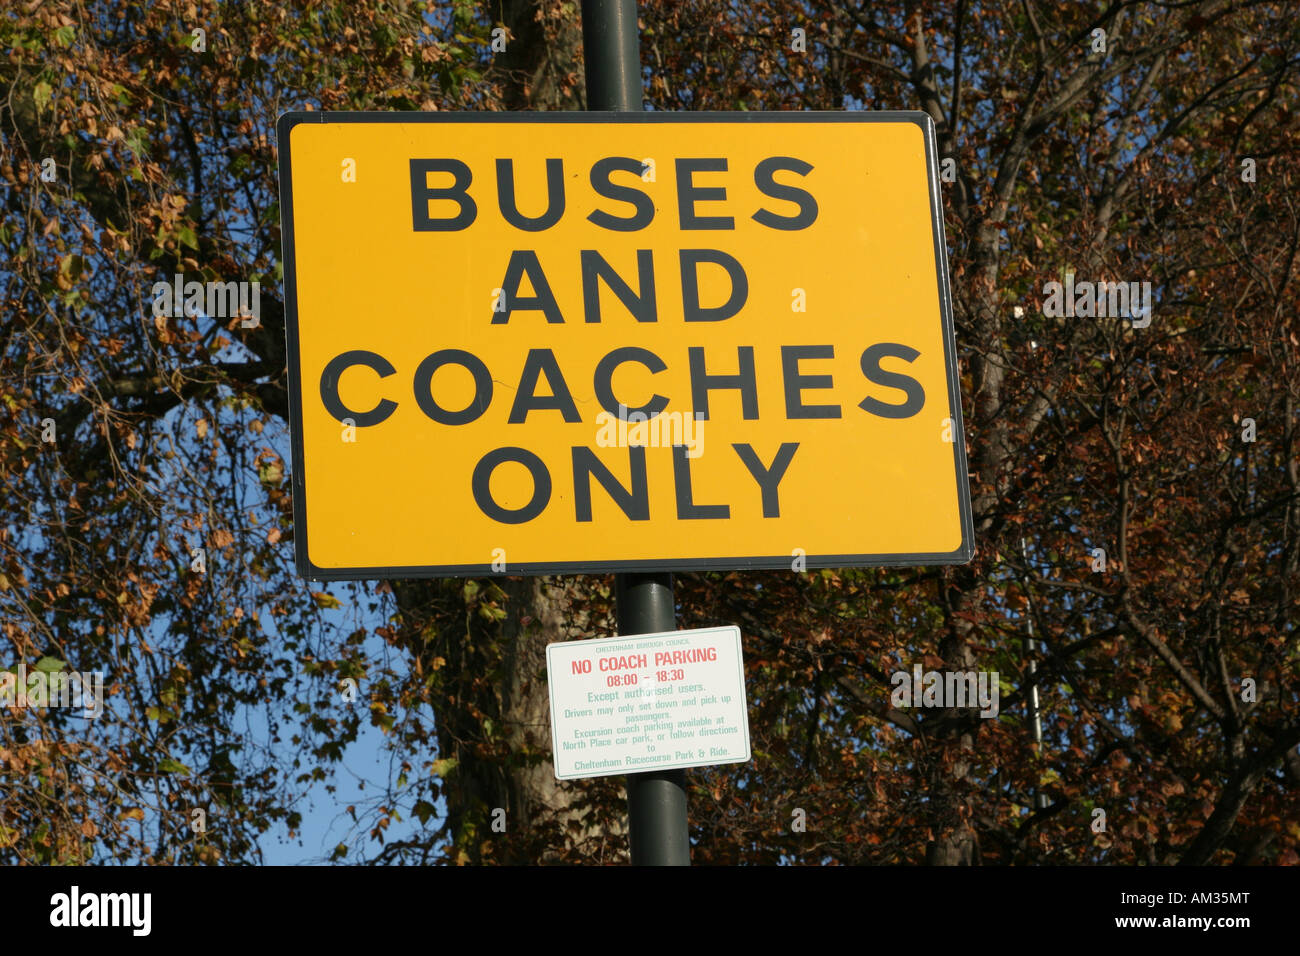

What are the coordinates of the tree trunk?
(393, 574, 620, 862)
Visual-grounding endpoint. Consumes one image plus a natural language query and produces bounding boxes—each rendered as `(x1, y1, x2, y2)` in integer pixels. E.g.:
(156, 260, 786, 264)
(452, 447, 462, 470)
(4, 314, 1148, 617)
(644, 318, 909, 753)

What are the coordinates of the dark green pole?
(581, 0, 642, 111)
(580, 0, 690, 866)
(616, 574, 689, 865)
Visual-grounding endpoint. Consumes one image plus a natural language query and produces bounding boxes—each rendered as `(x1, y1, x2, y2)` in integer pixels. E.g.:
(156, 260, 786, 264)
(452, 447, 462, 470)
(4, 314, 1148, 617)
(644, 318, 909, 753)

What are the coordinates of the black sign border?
(275, 110, 975, 581)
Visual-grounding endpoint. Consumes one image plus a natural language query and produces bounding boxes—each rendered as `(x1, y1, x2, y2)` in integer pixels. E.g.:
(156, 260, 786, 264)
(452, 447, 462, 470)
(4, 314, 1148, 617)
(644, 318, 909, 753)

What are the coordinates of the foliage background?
(1, 0, 1297, 864)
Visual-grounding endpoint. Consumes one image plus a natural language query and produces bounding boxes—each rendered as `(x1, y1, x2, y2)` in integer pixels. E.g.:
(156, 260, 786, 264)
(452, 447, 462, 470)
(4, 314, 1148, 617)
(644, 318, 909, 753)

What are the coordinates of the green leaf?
(430, 757, 457, 778)
(34, 656, 64, 674)
(157, 758, 191, 775)
(477, 603, 506, 622)
(54, 25, 75, 47)
(60, 254, 84, 280)
(33, 81, 52, 114)
(312, 591, 342, 609)
(125, 127, 149, 159)
(177, 225, 198, 250)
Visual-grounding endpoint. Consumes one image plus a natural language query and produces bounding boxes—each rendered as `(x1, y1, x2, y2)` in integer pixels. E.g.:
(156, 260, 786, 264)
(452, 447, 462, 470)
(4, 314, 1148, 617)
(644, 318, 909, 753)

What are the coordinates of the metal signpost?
(581, 0, 690, 867)
(276, 0, 971, 866)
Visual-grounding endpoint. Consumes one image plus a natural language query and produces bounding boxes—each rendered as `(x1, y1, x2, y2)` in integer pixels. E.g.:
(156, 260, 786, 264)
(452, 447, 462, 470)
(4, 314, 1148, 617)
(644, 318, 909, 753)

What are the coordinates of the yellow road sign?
(276, 111, 973, 579)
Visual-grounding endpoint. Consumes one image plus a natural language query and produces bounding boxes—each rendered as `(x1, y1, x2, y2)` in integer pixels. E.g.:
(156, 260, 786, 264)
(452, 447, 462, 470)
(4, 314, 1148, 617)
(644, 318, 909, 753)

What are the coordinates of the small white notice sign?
(546, 625, 751, 780)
